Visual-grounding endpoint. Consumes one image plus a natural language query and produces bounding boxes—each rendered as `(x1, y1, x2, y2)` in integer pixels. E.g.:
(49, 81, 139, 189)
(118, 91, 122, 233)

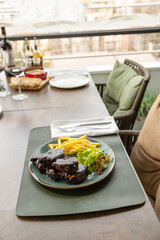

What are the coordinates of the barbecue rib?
(31, 148, 65, 174)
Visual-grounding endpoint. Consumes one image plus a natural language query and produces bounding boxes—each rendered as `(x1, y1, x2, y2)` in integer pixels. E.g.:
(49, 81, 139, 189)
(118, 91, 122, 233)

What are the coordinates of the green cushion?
(103, 94, 119, 116)
(103, 61, 143, 116)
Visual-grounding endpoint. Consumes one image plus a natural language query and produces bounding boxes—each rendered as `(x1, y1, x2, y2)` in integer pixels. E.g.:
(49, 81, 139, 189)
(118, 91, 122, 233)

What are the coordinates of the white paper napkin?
(48, 69, 89, 78)
(50, 116, 119, 139)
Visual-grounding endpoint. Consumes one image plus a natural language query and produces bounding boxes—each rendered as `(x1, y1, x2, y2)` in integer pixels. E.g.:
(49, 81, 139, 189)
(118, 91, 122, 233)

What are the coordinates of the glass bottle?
(0, 26, 15, 67)
(25, 38, 33, 68)
(32, 37, 43, 67)
(0, 26, 15, 77)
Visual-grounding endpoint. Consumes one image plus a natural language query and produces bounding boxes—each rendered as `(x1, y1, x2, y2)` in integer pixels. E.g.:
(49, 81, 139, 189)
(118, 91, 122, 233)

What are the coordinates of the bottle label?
(1, 34, 6, 39)
(33, 53, 43, 67)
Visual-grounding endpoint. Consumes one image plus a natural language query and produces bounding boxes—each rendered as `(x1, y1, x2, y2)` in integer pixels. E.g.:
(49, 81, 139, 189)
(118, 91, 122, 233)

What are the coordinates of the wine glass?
(3, 49, 28, 101)
(0, 64, 11, 97)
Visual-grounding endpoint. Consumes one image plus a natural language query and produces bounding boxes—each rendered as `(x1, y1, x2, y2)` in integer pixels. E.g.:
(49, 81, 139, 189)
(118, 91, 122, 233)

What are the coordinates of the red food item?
(25, 69, 47, 80)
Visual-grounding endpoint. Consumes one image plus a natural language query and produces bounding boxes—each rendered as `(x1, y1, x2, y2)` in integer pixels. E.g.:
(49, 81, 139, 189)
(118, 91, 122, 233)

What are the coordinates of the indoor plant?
(138, 91, 158, 120)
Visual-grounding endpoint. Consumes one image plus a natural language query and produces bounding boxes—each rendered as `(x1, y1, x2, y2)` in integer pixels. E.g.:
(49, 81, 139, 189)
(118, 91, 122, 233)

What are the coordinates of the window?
(1, 0, 160, 68)
(1, 0, 160, 35)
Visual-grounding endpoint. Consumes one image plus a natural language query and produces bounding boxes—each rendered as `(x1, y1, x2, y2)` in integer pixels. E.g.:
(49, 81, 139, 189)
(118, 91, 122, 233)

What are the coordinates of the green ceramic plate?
(28, 137, 116, 189)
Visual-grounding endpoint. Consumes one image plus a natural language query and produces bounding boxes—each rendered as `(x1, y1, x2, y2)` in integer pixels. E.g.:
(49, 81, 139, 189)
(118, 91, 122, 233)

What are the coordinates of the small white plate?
(49, 75, 89, 89)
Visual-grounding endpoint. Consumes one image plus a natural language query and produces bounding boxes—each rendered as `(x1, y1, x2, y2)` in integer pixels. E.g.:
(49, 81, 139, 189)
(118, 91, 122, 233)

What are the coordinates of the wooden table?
(0, 72, 160, 240)
(0, 72, 103, 112)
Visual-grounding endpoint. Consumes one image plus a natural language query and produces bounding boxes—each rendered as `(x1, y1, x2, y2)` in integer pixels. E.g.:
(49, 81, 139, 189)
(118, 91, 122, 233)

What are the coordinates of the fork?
(54, 123, 112, 132)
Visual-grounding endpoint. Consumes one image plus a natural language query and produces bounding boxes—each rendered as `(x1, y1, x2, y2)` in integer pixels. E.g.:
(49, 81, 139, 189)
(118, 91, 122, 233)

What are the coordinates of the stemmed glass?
(3, 49, 28, 100)
(0, 64, 11, 97)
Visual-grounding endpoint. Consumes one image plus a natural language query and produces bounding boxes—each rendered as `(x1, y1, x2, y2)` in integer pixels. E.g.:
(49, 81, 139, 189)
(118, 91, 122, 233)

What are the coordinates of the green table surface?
(16, 126, 145, 217)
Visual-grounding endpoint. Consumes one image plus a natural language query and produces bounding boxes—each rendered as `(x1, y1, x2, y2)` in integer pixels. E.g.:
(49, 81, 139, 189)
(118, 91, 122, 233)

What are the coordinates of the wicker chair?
(119, 130, 140, 156)
(96, 59, 150, 130)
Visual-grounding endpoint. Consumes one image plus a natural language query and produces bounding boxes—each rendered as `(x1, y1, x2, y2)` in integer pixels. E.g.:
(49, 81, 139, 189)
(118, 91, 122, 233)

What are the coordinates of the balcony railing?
(1, 27, 160, 41)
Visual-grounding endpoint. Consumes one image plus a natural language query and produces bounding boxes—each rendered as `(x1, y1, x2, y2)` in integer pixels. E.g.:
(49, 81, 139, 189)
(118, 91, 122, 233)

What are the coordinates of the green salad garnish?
(77, 148, 111, 174)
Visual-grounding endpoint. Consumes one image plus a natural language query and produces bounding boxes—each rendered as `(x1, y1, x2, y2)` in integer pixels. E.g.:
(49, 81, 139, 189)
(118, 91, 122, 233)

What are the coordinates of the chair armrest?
(119, 130, 140, 137)
(114, 110, 135, 121)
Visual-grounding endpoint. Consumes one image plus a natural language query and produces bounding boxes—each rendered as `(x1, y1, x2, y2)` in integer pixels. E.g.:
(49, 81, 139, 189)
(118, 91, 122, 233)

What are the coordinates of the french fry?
(58, 138, 61, 147)
(48, 143, 58, 148)
(49, 135, 100, 155)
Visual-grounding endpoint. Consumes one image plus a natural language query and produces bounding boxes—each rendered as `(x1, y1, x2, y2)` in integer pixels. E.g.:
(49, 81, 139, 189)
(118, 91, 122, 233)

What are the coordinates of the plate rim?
(49, 75, 89, 89)
(28, 137, 116, 189)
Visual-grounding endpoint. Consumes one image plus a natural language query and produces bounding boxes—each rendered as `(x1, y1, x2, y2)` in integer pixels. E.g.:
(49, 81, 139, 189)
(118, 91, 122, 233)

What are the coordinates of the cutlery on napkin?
(50, 116, 119, 138)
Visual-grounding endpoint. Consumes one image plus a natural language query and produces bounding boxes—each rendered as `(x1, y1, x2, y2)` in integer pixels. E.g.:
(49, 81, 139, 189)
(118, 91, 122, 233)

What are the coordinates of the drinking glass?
(3, 50, 28, 100)
(0, 65, 11, 97)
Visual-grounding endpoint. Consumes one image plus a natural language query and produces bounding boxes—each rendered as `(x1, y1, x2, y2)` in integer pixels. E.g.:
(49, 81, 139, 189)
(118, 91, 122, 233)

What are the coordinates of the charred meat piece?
(31, 148, 64, 174)
(38, 148, 64, 161)
(65, 164, 88, 184)
(52, 157, 78, 174)
(46, 168, 62, 181)
(31, 159, 46, 174)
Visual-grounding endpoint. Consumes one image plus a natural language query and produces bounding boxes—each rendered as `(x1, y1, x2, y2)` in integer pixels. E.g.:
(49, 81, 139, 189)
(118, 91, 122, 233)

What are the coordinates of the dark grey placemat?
(16, 126, 145, 217)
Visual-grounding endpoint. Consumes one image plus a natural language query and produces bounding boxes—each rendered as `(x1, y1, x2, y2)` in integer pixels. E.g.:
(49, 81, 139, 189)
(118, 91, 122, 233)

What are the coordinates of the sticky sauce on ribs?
(31, 148, 88, 184)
